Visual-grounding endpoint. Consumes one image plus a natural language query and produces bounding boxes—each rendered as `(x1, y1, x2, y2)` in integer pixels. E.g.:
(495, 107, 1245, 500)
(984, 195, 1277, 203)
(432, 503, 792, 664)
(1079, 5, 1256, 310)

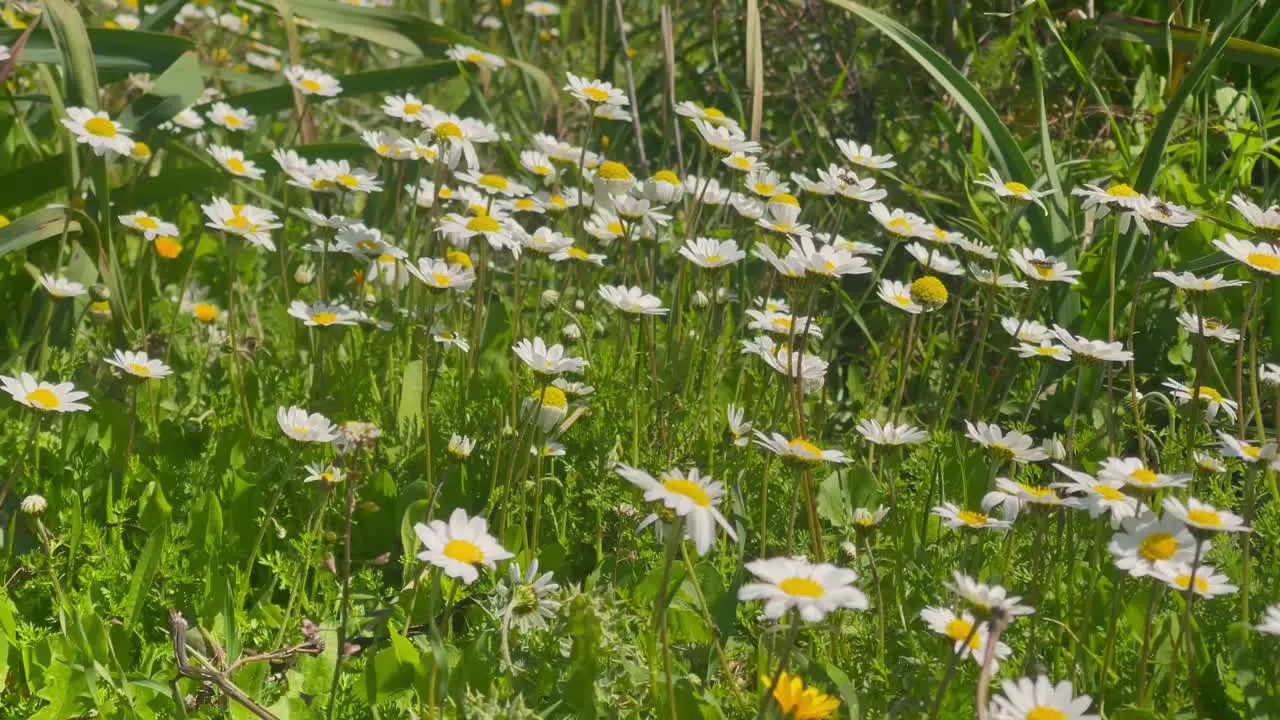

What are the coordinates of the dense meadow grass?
(2, 0, 1280, 717)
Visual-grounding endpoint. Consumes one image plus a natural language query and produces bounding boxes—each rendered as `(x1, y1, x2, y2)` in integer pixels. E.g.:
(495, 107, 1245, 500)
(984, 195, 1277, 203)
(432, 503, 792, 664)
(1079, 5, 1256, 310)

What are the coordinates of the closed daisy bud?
(20, 494, 47, 515)
(294, 264, 316, 285)
(540, 289, 561, 308)
(691, 290, 710, 308)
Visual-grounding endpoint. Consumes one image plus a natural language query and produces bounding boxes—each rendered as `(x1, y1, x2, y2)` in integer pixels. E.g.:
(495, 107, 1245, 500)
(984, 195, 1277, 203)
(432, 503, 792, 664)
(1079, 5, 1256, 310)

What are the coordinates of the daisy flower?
(288, 300, 359, 327)
(835, 139, 896, 170)
(209, 145, 264, 179)
(104, 350, 172, 379)
(760, 672, 841, 720)
(614, 464, 738, 555)
(909, 276, 949, 309)
(1151, 270, 1247, 292)
(525, 1, 560, 16)
(513, 337, 587, 377)
(421, 111, 497, 170)
(740, 336, 829, 393)
(549, 246, 605, 265)
(1153, 563, 1237, 598)
(745, 309, 822, 338)
(523, 386, 568, 433)
(1162, 496, 1249, 534)
(642, 170, 684, 204)
(956, 236, 999, 260)
(1128, 195, 1196, 235)
(791, 171, 836, 196)
(1214, 233, 1280, 275)
(856, 418, 928, 446)
(679, 237, 745, 269)
(207, 102, 256, 132)
(1016, 341, 1072, 362)
(552, 378, 594, 396)
(414, 508, 512, 585)
(1176, 312, 1239, 343)
(383, 93, 429, 121)
(38, 275, 88, 299)
(946, 572, 1035, 618)
(920, 607, 1010, 667)
(408, 258, 476, 291)
(752, 431, 851, 465)
(1052, 325, 1133, 363)
(744, 168, 788, 198)
(437, 213, 520, 255)
(597, 285, 667, 315)
(878, 280, 923, 314)
(692, 119, 761, 155)
(786, 235, 870, 278)
(564, 72, 626, 106)
(60, 107, 134, 156)
(739, 556, 868, 622)
(726, 404, 753, 447)
(1001, 317, 1052, 343)
(1109, 513, 1198, 578)
(496, 559, 561, 633)
(1, 374, 91, 413)
(869, 203, 926, 238)
(852, 506, 890, 531)
(964, 421, 1048, 463)
(1050, 464, 1138, 528)
(446, 44, 506, 71)
(1217, 431, 1277, 463)
(313, 159, 383, 193)
(1009, 247, 1080, 284)
(982, 478, 1075, 520)
(1229, 193, 1280, 236)
(722, 153, 764, 174)
(989, 676, 1098, 720)
(447, 434, 476, 460)
(284, 65, 341, 96)
(1194, 452, 1225, 474)
(932, 503, 1011, 531)
(362, 130, 408, 159)
(904, 243, 964, 275)
(1162, 379, 1237, 421)
(970, 266, 1029, 290)
(1070, 181, 1143, 213)
(975, 169, 1054, 211)
(201, 198, 281, 250)
(303, 463, 344, 483)
(1096, 456, 1189, 492)
(674, 100, 739, 128)
(457, 170, 533, 198)
(276, 406, 338, 442)
(119, 211, 178, 240)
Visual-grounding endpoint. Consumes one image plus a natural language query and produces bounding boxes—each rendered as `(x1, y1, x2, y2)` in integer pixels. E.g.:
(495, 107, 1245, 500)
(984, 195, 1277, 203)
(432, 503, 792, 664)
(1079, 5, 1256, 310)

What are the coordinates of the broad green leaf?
(123, 528, 167, 628)
(32, 0, 99, 108)
(285, 0, 475, 57)
(1098, 12, 1280, 69)
(819, 0, 1052, 244)
(118, 51, 205, 131)
(1133, 1, 1262, 192)
(0, 206, 81, 257)
(0, 29, 195, 75)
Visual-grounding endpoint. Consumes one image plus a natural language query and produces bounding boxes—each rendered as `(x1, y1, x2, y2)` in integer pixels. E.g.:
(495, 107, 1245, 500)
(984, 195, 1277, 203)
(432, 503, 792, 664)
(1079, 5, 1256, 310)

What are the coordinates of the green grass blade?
(0, 29, 194, 75)
(1098, 11, 1280, 70)
(38, 0, 99, 109)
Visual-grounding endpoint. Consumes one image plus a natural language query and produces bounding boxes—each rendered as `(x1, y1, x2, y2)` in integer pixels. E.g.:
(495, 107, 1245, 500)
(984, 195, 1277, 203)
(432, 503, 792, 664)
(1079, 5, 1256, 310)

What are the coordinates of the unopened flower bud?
(20, 494, 47, 515)
(691, 290, 710, 308)
(294, 264, 315, 285)
(540, 289, 561, 308)
(90, 283, 111, 301)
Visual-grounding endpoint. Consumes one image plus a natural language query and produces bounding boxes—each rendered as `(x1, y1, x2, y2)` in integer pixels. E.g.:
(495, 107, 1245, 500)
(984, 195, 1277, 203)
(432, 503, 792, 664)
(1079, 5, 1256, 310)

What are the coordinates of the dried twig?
(660, 6, 684, 172)
(613, 0, 649, 173)
(975, 614, 1012, 720)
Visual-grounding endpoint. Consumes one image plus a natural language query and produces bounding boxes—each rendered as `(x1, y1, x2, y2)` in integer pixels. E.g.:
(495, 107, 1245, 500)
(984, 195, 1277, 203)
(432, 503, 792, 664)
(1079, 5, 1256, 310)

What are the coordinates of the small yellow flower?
(761, 672, 840, 720)
(154, 236, 183, 259)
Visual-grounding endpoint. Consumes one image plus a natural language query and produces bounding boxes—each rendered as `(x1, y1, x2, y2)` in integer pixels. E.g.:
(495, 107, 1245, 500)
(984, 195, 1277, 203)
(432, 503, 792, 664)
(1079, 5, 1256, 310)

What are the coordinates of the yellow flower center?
(435, 121, 462, 139)
(134, 216, 159, 229)
(755, 183, 776, 195)
(1245, 253, 1280, 271)
(193, 303, 218, 321)
(336, 174, 360, 188)
(662, 479, 711, 507)
(583, 86, 610, 102)
(478, 174, 509, 190)
(311, 312, 338, 325)
(443, 538, 484, 564)
(1035, 346, 1059, 356)
(1027, 707, 1067, 720)
(1004, 181, 1030, 194)
(464, 52, 484, 63)
(909, 276, 948, 305)
(771, 317, 793, 330)
(1242, 444, 1261, 459)
(466, 215, 502, 233)
(653, 170, 680, 184)
(1138, 533, 1176, 561)
(402, 102, 422, 114)
(223, 114, 242, 128)
(1185, 509, 1221, 527)
(301, 78, 322, 92)
(1194, 386, 1222, 402)
(1106, 183, 1138, 198)
(447, 249, 472, 268)
(887, 218, 912, 235)
(226, 157, 247, 174)
(957, 510, 989, 526)
(1032, 262, 1056, 278)
(596, 161, 632, 181)
(530, 386, 568, 410)
(311, 178, 337, 191)
(127, 363, 151, 375)
(944, 619, 980, 649)
(1129, 468, 1157, 484)
(778, 577, 825, 598)
(1175, 575, 1209, 593)
(732, 156, 751, 169)
(432, 273, 452, 287)
(1018, 483, 1055, 498)
(606, 222, 624, 235)
(25, 388, 60, 409)
(155, 237, 182, 258)
(788, 438, 823, 459)
(84, 117, 118, 137)
(1095, 485, 1125, 501)
(566, 247, 590, 260)
(770, 193, 800, 207)
(703, 107, 725, 119)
